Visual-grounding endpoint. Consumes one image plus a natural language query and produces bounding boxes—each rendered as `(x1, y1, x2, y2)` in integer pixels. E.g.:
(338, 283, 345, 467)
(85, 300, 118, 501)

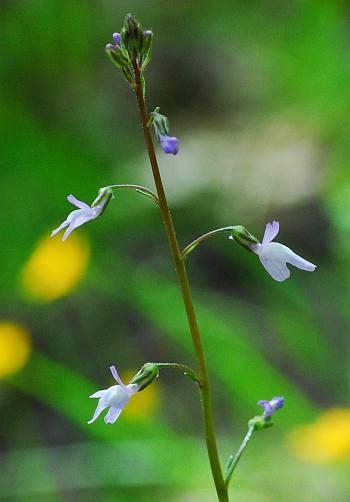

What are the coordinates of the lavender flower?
(159, 134, 179, 155)
(51, 188, 113, 241)
(250, 221, 316, 282)
(258, 397, 285, 418)
(88, 366, 139, 424)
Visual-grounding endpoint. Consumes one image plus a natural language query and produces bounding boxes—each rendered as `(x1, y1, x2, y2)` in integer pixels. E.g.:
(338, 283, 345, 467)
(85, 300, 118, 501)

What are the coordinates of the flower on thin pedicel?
(88, 366, 139, 424)
(51, 188, 113, 241)
(159, 134, 179, 155)
(258, 397, 285, 419)
(250, 221, 316, 282)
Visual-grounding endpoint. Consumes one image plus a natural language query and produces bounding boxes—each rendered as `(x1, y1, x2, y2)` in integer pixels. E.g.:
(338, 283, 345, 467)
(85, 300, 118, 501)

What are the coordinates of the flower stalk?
(181, 226, 235, 260)
(106, 184, 159, 205)
(224, 424, 255, 486)
(225, 397, 285, 486)
(155, 362, 200, 384)
(132, 61, 229, 501)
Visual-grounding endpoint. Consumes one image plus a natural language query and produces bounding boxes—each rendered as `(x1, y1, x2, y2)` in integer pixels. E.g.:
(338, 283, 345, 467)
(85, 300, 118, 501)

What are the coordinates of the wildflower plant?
(52, 14, 316, 501)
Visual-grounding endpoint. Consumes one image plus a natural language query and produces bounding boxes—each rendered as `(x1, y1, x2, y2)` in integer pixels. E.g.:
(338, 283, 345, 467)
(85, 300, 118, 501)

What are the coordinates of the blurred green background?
(1, 1, 350, 500)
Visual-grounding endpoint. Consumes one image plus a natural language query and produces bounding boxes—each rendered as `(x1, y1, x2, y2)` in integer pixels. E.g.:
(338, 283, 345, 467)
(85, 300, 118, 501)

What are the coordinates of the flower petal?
(67, 194, 90, 210)
(258, 400, 273, 417)
(285, 249, 316, 272)
(259, 254, 291, 282)
(51, 220, 69, 237)
(271, 397, 285, 410)
(88, 397, 110, 424)
(110, 365, 126, 387)
(104, 406, 122, 424)
(89, 390, 106, 399)
(258, 242, 315, 281)
(62, 210, 95, 241)
(262, 221, 279, 244)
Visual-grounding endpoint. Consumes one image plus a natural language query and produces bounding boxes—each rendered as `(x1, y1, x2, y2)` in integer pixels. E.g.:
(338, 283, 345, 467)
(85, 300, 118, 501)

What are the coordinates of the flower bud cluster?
(105, 14, 153, 84)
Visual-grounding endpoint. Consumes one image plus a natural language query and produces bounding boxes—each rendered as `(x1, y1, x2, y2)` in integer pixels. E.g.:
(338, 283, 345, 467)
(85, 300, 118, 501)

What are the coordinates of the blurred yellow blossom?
(21, 234, 90, 302)
(120, 370, 161, 421)
(287, 408, 350, 463)
(0, 322, 32, 377)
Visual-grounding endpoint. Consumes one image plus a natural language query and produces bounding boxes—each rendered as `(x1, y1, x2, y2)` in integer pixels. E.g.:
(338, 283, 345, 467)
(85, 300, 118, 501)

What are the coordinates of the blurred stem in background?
(132, 61, 229, 501)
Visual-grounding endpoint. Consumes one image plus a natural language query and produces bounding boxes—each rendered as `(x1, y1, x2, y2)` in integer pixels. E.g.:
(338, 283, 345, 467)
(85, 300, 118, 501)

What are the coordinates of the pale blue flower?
(251, 221, 316, 282)
(51, 188, 113, 241)
(88, 366, 139, 425)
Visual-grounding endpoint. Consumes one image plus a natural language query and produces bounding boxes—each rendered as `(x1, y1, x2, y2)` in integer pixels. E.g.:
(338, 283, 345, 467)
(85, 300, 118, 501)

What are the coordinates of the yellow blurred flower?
(21, 233, 90, 302)
(287, 408, 350, 463)
(0, 322, 32, 377)
(120, 370, 161, 421)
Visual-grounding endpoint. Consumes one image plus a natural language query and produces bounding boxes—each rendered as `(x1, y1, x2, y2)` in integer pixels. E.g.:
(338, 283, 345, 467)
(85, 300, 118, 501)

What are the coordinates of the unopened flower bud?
(122, 13, 144, 60)
(105, 43, 130, 68)
(159, 134, 179, 155)
(142, 30, 153, 53)
(113, 32, 121, 45)
(140, 30, 153, 68)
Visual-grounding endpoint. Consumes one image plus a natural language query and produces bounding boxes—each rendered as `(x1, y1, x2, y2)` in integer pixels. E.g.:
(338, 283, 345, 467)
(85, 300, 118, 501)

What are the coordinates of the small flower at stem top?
(88, 366, 139, 424)
(51, 187, 113, 241)
(230, 221, 316, 282)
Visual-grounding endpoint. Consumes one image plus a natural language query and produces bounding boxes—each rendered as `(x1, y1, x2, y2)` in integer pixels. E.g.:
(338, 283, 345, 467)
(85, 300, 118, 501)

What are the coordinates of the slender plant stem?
(225, 425, 255, 486)
(182, 226, 234, 260)
(107, 184, 159, 204)
(155, 362, 200, 384)
(132, 62, 229, 502)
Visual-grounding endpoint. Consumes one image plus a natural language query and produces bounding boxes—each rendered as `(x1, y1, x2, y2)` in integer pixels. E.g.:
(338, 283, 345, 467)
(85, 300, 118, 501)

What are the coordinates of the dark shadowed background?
(1, 1, 350, 500)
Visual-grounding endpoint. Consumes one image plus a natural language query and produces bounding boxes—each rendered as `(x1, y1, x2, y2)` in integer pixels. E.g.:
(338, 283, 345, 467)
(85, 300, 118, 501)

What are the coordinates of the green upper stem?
(132, 62, 229, 502)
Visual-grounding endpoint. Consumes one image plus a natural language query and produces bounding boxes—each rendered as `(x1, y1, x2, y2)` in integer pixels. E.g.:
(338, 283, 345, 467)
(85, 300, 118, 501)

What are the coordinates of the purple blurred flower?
(88, 366, 139, 425)
(258, 397, 285, 418)
(250, 221, 316, 282)
(159, 134, 179, 155)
